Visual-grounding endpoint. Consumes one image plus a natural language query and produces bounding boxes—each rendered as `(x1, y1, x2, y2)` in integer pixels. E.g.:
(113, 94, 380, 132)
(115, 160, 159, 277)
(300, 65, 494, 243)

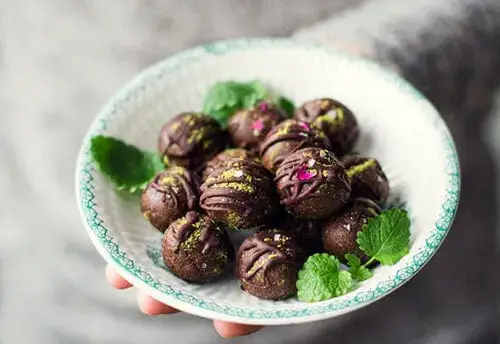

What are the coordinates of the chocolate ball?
(201, 148, 259, 181)
(274, 147, 351, 220)
(141, 166, 201, 232)
(343, 155, 390, 205)
(162, 211, 234, 283)
(236, 229, 303, 300)
(259, 119, 331, 173)
(321, 198, 381, 262)
(282, 218, 323, 255)
(200, 159, 279, 229)
(295, 98, 359, 156)
(227, 101, 286, 152)
(158, 112, 226, 172)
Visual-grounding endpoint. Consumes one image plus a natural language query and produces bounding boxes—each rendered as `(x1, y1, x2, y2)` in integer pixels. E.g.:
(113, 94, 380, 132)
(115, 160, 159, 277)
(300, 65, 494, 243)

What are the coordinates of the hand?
(105, 265, 263, 338)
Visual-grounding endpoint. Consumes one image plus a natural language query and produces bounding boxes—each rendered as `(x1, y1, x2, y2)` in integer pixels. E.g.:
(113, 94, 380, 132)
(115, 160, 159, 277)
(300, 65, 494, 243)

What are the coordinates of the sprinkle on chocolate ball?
(295, 98, 359, 156)
(200, 159, 279, 229)
(158, 112, 226, 172)
(201, 148, 259, 181)
(274, 147, 351, 220)
(321, 198, 381, 263)
(141, 166, 201, 232)
(227, 101, 286, 152)
(162, 211, 234, 283)
(343, 155, 390, 205)
(236, 229, 303, 300)
(259, 119, 331, 173)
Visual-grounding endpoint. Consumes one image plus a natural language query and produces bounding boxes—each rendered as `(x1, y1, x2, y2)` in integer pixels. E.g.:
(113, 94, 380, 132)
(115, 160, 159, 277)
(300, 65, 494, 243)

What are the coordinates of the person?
(104, 0, 500, 340)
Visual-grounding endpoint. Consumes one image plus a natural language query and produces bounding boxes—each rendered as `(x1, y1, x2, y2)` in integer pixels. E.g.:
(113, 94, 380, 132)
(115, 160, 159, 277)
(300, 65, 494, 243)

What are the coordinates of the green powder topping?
(322, 170, 329, 177)
(220, 168, 252, 182)
(176, 217, 188, 226)
(180, 226, 201, 252)
(347, 159, 376, 177)
(367, 207, 379, 217)
(217, 182, 254, 193)
(226, 211, 241, 226)
(170, 121, 181, 132)
(248, 253, 278, 276)
(159, 175, 177, 185)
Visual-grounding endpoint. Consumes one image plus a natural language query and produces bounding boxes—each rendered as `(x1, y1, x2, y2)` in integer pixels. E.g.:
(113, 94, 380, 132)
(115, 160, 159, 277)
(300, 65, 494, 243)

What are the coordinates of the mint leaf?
(278, 96, 295, 117)
(345, 253, 373, 281)
(202, 80, 295, 126)
(357, 209, 411, 266)
(90, 135, 164, 193)
(297, 253, 353, 302)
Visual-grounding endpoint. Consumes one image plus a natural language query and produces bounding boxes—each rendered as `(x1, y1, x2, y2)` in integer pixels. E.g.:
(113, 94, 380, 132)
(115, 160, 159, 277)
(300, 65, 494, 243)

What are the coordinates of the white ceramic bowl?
(75, 38, 460, 325)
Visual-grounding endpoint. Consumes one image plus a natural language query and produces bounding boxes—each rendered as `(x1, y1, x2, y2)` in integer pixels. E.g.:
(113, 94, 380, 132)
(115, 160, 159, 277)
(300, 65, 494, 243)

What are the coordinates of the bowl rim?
(75, 37, 461, 325)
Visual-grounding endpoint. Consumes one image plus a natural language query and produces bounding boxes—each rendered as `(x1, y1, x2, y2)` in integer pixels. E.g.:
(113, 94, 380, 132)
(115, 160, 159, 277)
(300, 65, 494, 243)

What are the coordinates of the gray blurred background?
(1, 0, 499, 343)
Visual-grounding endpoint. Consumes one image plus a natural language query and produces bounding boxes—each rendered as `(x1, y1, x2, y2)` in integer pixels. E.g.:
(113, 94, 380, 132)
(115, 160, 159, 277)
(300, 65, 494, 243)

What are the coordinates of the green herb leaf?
(90, 135, 164, 193)
(345, 253, 373, 281)
(297, 253, 353, 303)
(357, 208, 411, 266)
(278, 96, 295, 117)
(202, 80, 295, 126)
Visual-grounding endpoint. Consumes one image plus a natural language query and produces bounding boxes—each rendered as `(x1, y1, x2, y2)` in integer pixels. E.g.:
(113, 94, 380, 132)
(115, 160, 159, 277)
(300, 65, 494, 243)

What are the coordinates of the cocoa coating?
(158, 112, 226, 172)
(236, 229, 303, 300)
(162, 211, 234, 283)
(343, 155, 390, 205)
(141, 166, 201, 232)
(227, 101, 286, 152)
(200, 159, 279, 229)
(321, 198, 381, 263)
(259, 119, 331, 173)
(201, 148, 259, 181)
(294, 98, 359, 156)
(274, 147, 351, 220)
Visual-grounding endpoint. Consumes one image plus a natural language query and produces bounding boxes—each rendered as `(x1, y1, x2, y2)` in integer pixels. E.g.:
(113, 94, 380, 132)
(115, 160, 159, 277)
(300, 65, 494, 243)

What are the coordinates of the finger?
(105, 265, 133, 290)
(137, 290, 179, 316)
(212, 320, 263, 338)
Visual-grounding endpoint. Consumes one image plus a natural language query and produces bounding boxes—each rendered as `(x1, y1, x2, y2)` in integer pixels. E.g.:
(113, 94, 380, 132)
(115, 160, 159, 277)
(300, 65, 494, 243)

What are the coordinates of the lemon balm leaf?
(90, 135, 164, 193)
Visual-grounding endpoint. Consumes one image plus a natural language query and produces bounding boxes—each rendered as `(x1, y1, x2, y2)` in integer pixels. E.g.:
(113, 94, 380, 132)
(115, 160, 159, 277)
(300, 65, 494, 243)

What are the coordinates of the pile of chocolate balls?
(141, 98, 389, 300)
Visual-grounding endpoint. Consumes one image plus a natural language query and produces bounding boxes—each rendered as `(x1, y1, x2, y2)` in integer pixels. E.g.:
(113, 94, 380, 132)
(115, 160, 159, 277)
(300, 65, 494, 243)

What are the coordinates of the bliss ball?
(227, 101, 286, 153)
(158, 112, 227, 172)
(141, 166, 201, 232)
(274, 147, 351, 220)
(200, 159, 279, 229)
(295, 98, 359, 156)
(343, 155, 390, 205)
(281, 218, 323, 255)
(236, 229, 303, 300)
(162, 211, 234, 283)
(201, 148, 259, 181)
(259, 119, 331, 173)
(321, 198, 381, 263)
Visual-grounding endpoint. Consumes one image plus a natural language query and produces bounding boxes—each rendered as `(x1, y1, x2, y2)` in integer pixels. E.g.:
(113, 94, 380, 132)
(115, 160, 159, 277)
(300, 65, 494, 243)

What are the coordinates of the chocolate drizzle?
(237, 230, 300, 281)
(171, 211, 224, 255)
(151, 167, 199, 208)
(294, 98, 359, 156)
(259, 119, 331, 171)
(199, 159, 279, 228)
(275, 148, 349, 206)
(227, 101, 285, 152)
(158, 112, 226, 171)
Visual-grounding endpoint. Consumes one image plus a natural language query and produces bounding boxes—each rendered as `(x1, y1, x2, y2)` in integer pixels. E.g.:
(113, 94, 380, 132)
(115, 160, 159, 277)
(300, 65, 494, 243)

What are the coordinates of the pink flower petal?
(298, 121, 311, 132)
(251, 118, 265, 133)
(257, 102, 269, 112)
(297, 166, 317, 181)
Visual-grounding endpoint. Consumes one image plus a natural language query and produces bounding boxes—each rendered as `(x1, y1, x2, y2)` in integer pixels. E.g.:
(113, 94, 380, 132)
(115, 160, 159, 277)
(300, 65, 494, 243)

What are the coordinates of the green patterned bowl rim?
(75, 37, 461, 325)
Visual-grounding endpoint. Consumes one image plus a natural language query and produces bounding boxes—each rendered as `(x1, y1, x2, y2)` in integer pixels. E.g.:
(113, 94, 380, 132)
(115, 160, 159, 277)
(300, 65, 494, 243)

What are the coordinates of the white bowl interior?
(77, 39, 459, 324)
